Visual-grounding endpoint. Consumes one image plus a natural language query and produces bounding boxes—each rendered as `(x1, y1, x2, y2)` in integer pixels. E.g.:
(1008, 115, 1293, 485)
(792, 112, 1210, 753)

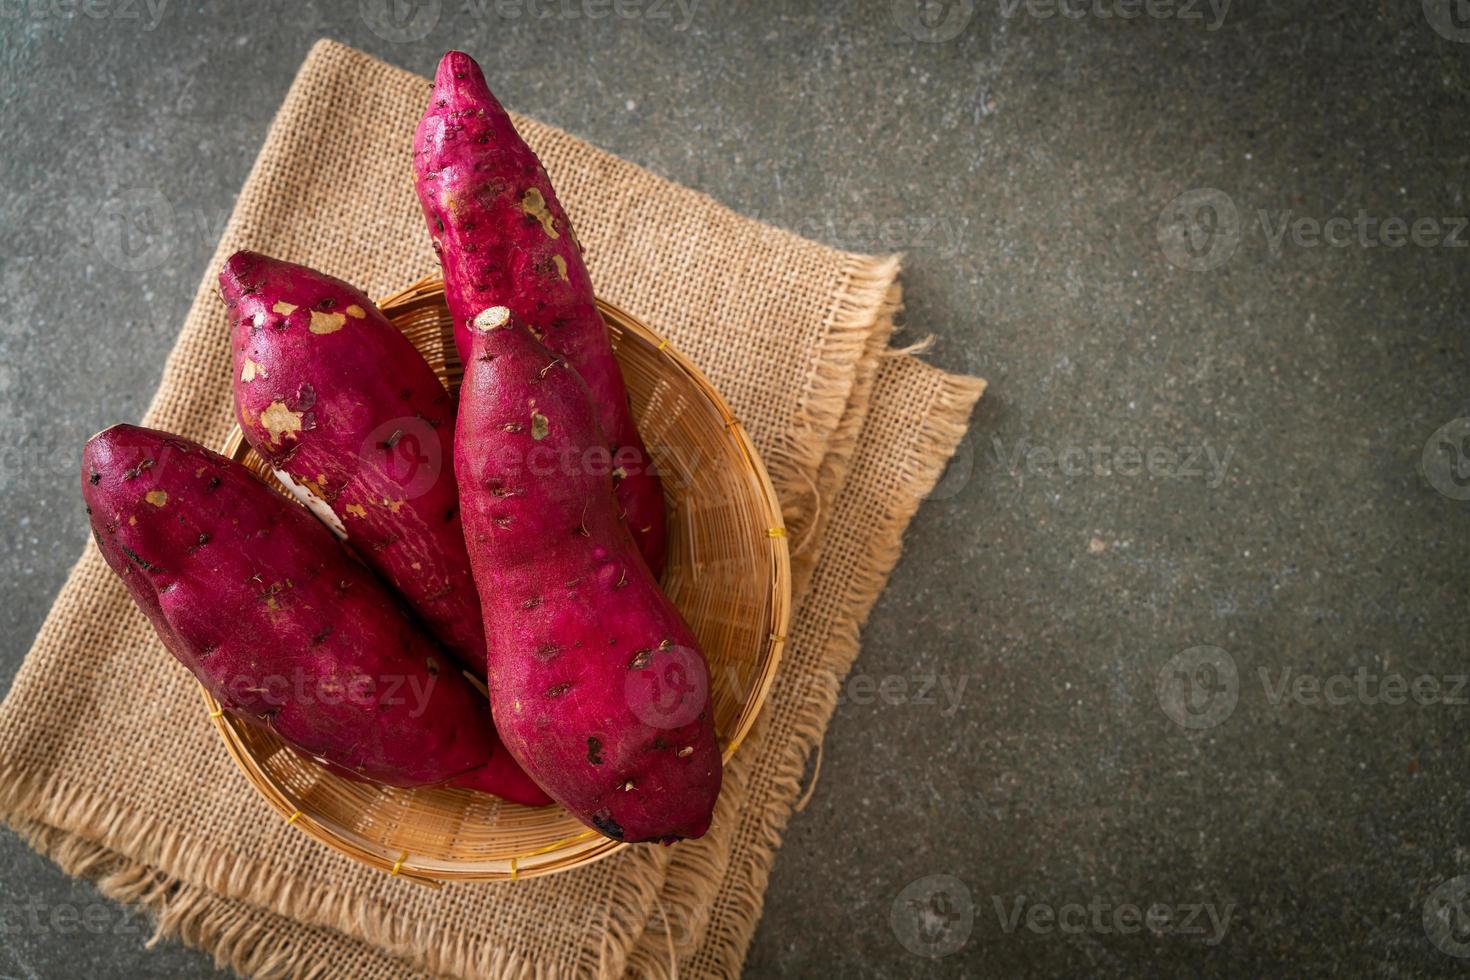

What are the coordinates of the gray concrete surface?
(2, 0, 1469, 976)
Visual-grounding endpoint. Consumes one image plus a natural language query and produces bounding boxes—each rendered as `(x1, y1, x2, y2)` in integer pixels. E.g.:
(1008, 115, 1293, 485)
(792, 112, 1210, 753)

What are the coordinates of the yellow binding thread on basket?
(391, 852, 407, 876)
(769, 633, 786, 643)
(766, 527, 787, 538)
(657, 338, 671, 352)
(208, 708, 223, 719)
(509, 830, 600, 880)
(286, 810, 302, 826)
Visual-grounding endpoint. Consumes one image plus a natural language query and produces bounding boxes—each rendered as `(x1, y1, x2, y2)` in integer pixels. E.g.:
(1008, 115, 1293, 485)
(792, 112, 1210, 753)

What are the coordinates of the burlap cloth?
(0, 41, 985, 978)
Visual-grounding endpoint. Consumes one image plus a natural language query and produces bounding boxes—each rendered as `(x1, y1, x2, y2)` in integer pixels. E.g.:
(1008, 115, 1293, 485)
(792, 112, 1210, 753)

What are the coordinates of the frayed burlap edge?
(769, 255, 902, 561)
(14, 819, 357, 980)
(685, 364, 987, 979)
(620, 282, 904, 975)
(0, 761, 665, 980)
(786, 282, 903, 602)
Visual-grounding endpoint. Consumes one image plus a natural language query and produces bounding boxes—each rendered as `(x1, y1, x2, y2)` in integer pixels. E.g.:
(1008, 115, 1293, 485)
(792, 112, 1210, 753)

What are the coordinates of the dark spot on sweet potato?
(315, 296, 336, 311)
(206, 477, 221, 492)
(443, 504, 458, 523)
(590, 811, 623, 840)
(629, 649, 652, 670)
(535, 642, 560, 661)
(545, 681, 572, 699)
(88, 470, 101, 485)
(122, 458, 153, 481)
(586, 737, 604, 766)
(120, 546, 159, 572)
(521, 596, 541, 610)
(311, 625, 333, 645)
(198, 644, 217, 661)
(650, 736, 668, 751)
(188, 532, 210, 552)
(301, 412, 317, 432)
(294, 383, 317, 411)
(426, 656, 439, 677)
(382, 429, 403, 449)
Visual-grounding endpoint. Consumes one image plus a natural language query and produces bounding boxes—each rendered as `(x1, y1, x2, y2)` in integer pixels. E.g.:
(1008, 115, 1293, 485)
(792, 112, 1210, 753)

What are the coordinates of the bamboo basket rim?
(203, 275, 791, 883)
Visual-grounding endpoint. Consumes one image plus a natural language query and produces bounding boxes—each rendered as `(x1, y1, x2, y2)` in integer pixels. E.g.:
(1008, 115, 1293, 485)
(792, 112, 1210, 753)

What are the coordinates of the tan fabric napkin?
(0, 41, 984, 978)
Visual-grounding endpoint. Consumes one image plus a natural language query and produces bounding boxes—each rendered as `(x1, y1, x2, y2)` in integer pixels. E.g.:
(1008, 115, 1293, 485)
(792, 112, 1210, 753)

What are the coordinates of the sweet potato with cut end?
(219, 250, 489, 678)
(414, 50, 668, 578)
(81, 424, 551, 807)
(456, 307, 721, 843)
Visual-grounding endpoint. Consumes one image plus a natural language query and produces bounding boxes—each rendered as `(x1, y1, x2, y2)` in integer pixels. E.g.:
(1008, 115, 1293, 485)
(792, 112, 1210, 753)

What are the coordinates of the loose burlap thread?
(0, 41, 984, 978)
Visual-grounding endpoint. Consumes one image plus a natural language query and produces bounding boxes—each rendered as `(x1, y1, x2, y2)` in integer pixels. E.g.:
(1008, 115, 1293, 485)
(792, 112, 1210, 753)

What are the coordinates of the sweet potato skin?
(414, 51, 668, 577)
(219, 251, 489, 678)
(81, 424, 550, 806)
(455, 308, 721, 843)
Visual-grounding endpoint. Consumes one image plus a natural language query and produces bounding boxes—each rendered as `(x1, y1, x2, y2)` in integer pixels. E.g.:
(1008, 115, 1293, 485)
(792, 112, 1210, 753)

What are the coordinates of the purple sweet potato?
(414, 50, 668, 578)
(455, 306, 721, 843)
(81, 424, 551, 807)
(219, 250, 488, 678)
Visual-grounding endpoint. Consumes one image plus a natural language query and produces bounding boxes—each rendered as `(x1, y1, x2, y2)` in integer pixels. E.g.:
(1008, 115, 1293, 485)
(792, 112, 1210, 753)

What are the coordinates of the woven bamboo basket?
(207, 275, 791, 883)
